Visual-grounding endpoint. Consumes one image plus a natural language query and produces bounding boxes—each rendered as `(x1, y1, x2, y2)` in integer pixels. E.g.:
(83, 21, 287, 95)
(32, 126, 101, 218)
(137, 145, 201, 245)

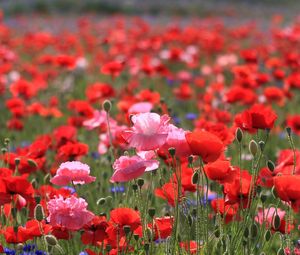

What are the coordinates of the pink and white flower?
(50, 161, 96, 186)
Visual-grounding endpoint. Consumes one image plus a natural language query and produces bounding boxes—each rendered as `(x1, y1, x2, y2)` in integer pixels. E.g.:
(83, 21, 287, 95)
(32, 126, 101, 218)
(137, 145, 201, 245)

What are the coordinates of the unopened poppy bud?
(267, 160, 275, 172)
(100, 212, 107, 217)
(45, 235, 58, 246)
(102, 100, 112, 113)
(273, 214, 281, 230)
(235, 128, 243, 143)
(44, 173, 50, 183)
(192, 171, 199, 184)
(250, 223, 258, 238)
(1, 148, 7, 154)
(286, 127, 292, 137)
(188, 215, 193, 226)
(132, 183, 138, 191)
(134, 234, 139, 241)
(256, 185, 262, 194)
(137, 178, 144, 187)
(4, 138, 10, 145)
(168, 147, 176, 157)
(264, 230, 271, 241)
(15, 158, 20, 166)
(31, 179, 38, 189)
(260, 194, 267, 203)
(123, 225, 131, 235)
(148, 208, 155, 218)
(97, 198, 106, 205)
(249, 140, 258, 156)
(258, 141, 265, 151)
(34, 204, 45, 221)
(28, 159, 38, 168)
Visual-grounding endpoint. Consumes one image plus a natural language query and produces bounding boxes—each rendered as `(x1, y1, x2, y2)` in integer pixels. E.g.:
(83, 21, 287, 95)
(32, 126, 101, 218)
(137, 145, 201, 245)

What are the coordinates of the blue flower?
(79, 252, 88, 255)
(172, 116, 181, 125)
(110, 185, 125, 193)
(91, 151, 100, 159)
(185, 113, 197, 120)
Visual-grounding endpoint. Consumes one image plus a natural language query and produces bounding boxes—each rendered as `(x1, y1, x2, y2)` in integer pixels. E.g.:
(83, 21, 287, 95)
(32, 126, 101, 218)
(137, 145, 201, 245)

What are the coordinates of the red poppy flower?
(81, 216, 108, 246)
(211, 198, 239, 223)
(234, 104, 277, 132)
(204, 160, 236, 183)
(185, 130, 224, 163)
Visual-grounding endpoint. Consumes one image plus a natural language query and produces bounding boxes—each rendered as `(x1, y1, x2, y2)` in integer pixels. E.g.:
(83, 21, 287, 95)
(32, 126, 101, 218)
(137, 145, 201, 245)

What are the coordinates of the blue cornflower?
(110, 185, 125, 193)
(91, 151, 100, 159)
(185, 113, 197, 120)
(63, 186, 76, 194)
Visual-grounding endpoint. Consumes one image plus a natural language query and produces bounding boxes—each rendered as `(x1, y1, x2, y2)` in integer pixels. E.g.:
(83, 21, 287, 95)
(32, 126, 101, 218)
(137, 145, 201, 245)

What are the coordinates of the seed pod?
(258, 141, 265, 151)
(106, 244, 112, 252)
(134, 234, 139, 241)
(286, 127, 292, 137)
(260, 194, 267, 203)
(168, 147, 176, 157)
(15, 158, 20, 166)
(132, 183, 138, 191)
(34, 204, 45, 221)
(192, 171, 199, 184)
(45, 235, 58, 246)
(249, 140, 258, 156)
(235, 128, 243, 143)
(273, 214, 281, 230)
(256, 185, 262, 194)
(267, 160, 275, 172)
(264, 230, 271, 242)
(4, 138, 10, 145)
(102, 100, 112, 113)
(137, 178, 144, 187)
(123, 225, 131, 235)
(1, 148, 7, 154)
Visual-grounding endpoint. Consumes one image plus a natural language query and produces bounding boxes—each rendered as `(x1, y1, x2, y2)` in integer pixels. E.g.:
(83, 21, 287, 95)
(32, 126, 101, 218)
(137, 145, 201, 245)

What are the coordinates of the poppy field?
(1, 11, 300, 255)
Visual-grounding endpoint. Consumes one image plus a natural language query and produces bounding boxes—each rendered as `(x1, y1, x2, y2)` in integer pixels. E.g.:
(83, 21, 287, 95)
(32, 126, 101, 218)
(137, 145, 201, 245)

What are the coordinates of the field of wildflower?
(1, 6, 300, 255)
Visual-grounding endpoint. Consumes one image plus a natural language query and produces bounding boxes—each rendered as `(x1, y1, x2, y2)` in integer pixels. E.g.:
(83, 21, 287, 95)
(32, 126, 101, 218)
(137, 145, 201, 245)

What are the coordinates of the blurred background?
(0, 0, 299, 20)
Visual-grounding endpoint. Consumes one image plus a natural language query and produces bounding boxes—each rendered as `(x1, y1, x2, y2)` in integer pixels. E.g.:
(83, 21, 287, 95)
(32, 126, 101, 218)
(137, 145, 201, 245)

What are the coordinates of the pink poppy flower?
(110, 155, 159, 183)
(128, 102, 153, 114)
(50, 161, 96, 186)
(160, 124, 191, 158)
(83, 110, 117, 130)
(122, 112, 170, 151)
(47, 195, 94, 230)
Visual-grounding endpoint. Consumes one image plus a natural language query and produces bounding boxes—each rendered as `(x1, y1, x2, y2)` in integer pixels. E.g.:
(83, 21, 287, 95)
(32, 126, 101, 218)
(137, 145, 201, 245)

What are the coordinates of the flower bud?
(267, 160, 275, 172)
(45, 235, 58, 246)
(15, 158, 20, 166)
(168, 147, 176, 157)
(264, 230, 271, 242)
(102, 100, 112, 113)
(27, 159, 38, 168)
(249, 140, 258, 157)
(34, 204, 45, 221)
(273, 214, 281, 230)
(286, 127, 292, 137)
(97, 198, 106, 205)
(137, 178, 144, 188)
(235, 128, 243, 143)
(192, 171, 199, 185)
